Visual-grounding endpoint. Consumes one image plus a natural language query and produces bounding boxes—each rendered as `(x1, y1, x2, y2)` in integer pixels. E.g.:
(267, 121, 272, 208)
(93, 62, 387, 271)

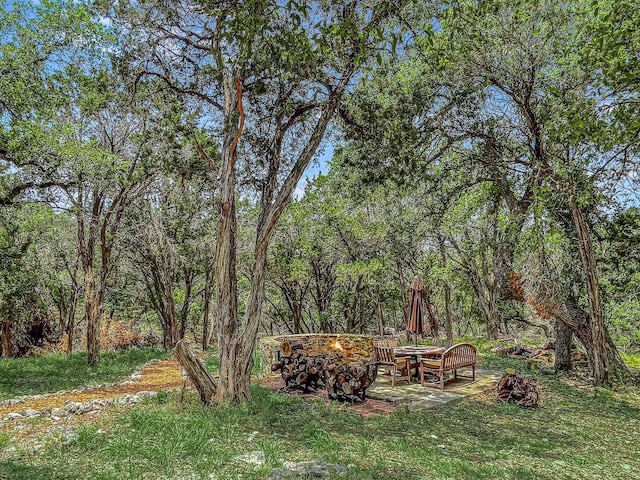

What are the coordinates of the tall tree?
(110, 0, 406, 402)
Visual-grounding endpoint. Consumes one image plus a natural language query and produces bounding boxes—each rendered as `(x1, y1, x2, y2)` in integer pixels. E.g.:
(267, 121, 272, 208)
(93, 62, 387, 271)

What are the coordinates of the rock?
(233, 451, 266, 467)
(52, 408, 65, 417)
(136, 390, 157, 398)
(62, 432, 79, 445)
(267, 461, 348, 479)
(6, 412, 23, 420)
(50, 415, 61, 422)
(31, 442, 44, 452)
(22, 409, 40, 418)
(38, 407, 52, 417)
(89, 399, 106, 409)
(3, 446, 17, 455)
(64, 401, 83, 414)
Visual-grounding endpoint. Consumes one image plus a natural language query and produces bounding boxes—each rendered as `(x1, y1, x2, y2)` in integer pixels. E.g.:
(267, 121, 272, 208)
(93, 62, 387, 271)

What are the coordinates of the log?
(324, 359, 379, 402)
(271, 352, 327, 391)
(173, 340, 217, 406)
(280, 339, 304, 357)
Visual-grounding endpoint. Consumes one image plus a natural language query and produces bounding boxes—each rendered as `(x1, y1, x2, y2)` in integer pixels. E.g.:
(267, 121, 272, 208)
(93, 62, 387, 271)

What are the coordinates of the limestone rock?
(267, 460, 348, 479)
(233, 451, 266, 467)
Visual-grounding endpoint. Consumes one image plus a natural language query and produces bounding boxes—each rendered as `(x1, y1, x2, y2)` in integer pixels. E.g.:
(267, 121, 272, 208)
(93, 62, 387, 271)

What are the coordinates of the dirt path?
(0, 358, 185, 416)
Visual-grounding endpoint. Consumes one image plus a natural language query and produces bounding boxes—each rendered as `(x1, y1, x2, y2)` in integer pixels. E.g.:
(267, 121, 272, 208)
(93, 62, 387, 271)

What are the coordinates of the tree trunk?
(346, 275, 363, 334)
(373, 285, 384, 336)
(569, 195, 625, 385)
(423, 286, 438, 340)
(469, 272, 500, 340)
(84, 268, 101, 365)
(173, 340, 217, 405)
(443, 283, 453, 346)
(512, 272, 631, 383)
(1, 320, 12, 358)
(213, 74, 244, 403)
(554, 320, 572, 371)
(438, 236, 454, 346)
(202, 268, 213, 350)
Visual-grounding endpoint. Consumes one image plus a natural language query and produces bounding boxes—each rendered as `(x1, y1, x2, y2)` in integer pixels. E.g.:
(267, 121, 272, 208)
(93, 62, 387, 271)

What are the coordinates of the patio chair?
(374, 345, 418, 387)
(373, 338, 402, 348)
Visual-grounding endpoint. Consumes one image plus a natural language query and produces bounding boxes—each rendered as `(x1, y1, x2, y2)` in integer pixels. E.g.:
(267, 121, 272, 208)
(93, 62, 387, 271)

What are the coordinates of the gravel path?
(0, 357, 185, 416)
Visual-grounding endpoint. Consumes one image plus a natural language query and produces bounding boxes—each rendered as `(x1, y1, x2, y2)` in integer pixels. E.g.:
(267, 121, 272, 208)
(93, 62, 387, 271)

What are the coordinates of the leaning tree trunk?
(173, 340, 217, 405)
(511, 272, 630, 383)
(569, 195, 624, 385)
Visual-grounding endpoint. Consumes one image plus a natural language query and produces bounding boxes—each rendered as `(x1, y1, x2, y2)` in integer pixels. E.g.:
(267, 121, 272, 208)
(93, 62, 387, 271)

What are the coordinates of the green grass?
(1, 352, 639, 480)
(0, 348, 169, 400)
(621, 352, 640, 368)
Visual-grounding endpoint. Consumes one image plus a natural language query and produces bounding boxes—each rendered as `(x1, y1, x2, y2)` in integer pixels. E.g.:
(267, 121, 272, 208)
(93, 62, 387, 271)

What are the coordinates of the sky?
(294, 145, 332, 198)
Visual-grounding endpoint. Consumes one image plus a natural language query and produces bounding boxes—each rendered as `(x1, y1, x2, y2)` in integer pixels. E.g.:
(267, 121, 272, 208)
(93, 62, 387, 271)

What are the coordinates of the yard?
(1, 344, 638, 480)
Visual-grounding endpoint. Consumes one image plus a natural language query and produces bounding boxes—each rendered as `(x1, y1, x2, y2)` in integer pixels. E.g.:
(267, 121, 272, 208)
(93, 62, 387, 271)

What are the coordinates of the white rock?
(62, 432, 79, 445)
(234, 451, 266, 467)
(136, 391, 157, 398)
(6, 412, 23, 420)
(22, 409, 40, 418)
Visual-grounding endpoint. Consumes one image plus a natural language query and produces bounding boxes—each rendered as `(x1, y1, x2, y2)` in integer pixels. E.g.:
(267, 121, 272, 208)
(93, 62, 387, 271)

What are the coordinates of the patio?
(259, 367, 503, 416)
(366, 368, 503, 411)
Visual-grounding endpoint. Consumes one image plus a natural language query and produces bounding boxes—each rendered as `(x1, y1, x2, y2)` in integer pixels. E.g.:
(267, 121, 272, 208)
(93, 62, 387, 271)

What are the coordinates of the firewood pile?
(495, 369, 539, 407)
(323, 359, 379, 402)
(271, 349, 329, 392)
(270, 339, 378, 402)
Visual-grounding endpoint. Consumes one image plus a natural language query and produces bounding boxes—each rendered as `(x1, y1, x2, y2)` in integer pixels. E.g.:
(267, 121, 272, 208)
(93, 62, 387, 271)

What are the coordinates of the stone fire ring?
(257, 334, 374, 374)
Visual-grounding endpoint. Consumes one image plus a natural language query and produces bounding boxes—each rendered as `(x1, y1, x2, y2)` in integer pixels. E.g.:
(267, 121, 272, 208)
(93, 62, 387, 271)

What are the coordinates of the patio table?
(393, 346, 445, 379)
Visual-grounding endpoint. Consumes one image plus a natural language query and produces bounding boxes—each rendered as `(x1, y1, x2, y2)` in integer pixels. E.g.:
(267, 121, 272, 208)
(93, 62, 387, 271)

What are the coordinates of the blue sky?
(294, 145, 332, 198)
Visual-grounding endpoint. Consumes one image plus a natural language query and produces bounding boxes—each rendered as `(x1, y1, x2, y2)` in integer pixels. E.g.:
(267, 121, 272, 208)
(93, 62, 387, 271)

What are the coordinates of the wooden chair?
(373, 338, 402, 348)
(420, 343, 477, 390)
(374, 345, 417, 387)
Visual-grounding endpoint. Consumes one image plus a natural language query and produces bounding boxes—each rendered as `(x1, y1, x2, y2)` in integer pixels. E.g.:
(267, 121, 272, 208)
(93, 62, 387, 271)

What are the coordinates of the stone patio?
(258, 367, 502, 416)
(367, 368, 503, 411)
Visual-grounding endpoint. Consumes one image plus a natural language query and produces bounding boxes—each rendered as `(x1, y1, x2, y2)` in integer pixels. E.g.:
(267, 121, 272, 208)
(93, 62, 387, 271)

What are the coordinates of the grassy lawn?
(0, 348, 170, 400)
(0, 347, 638, 479)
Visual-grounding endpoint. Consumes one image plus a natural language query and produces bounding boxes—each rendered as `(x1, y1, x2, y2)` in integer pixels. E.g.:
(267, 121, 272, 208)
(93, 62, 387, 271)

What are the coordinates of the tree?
(109, 0, 407, 402)
(338, 0, 635, 384)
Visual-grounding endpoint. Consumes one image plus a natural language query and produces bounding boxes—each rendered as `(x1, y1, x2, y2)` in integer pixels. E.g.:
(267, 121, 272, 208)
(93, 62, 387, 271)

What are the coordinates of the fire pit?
(268, 337, 379, 402)
(258, 334, 374, 373)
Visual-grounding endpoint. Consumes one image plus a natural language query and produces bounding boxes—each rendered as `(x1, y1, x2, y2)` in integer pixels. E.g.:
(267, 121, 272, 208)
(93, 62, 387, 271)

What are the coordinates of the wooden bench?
(420, 343, 476, 389)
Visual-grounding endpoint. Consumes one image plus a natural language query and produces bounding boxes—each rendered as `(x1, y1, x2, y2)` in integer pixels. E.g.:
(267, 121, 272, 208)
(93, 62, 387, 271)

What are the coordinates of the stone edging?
(0, 358, 165, 421)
